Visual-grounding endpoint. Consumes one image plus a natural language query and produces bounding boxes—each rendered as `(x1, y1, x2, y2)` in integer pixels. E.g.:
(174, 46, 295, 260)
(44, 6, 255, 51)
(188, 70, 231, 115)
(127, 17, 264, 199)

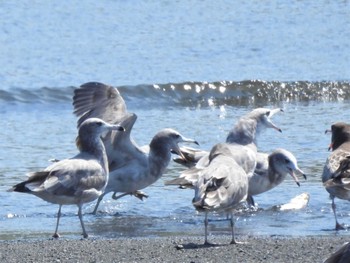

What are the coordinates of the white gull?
(8, 118, 124, 238)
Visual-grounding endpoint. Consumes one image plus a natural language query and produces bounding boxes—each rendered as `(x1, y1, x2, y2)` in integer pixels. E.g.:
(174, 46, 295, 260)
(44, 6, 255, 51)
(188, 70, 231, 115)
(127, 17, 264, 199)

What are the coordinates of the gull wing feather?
(192, 144, 249, 211)
(38, 158, 106, 196)
(323, 150, 350, 182)
(73, 82, 127, 127)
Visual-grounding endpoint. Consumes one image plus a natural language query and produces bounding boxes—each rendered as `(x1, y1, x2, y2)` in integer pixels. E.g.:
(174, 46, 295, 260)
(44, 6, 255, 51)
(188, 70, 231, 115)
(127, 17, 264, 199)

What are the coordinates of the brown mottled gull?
(323, 122, 350, 230)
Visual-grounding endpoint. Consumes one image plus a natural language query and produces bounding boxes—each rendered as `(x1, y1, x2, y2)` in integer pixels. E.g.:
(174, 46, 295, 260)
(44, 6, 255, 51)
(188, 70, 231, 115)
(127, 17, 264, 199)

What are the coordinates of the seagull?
(247, 149, 306, 206)
(72, 82, 198, 214)
(191, 143, 251, 245)
(322, 122, 350, 230)
(8, 118, 124, 238)
(173, 108, 283, 168)
(167, 145, 254, 244)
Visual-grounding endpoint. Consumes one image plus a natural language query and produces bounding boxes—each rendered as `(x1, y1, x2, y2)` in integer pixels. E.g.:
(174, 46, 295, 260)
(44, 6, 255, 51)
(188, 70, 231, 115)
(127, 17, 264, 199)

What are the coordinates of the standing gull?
(192, 143, 250, 245)
(73, 82, 198, 214)
(323, 122, 350, 230)
(8, 118, 124, 238)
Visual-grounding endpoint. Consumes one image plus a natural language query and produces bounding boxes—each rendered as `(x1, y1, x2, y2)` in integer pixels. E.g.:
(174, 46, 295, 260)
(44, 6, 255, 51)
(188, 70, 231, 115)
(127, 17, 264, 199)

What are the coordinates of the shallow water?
(1, 0, 350, 241)
(1, 99, 350, 240)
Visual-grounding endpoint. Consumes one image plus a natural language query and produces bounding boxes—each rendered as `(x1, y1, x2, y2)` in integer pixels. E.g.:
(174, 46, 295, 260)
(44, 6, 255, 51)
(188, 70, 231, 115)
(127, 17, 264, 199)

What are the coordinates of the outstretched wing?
(73, 82, 127, 127)
(73, 82, 145, 170)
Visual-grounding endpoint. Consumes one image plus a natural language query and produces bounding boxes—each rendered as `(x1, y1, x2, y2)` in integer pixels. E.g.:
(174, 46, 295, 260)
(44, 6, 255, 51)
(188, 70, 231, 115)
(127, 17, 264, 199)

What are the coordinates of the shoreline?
(0, 235, 347, 262)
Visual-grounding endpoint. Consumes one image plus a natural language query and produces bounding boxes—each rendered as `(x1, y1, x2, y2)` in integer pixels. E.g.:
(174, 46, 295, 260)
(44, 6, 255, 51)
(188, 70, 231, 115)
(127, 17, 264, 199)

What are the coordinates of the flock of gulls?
(7, 82, 350, 249)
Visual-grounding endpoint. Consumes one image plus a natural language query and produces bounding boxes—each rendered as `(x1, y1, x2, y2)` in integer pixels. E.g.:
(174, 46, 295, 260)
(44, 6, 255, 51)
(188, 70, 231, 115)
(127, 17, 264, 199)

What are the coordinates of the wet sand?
(0, 235, 347, 263)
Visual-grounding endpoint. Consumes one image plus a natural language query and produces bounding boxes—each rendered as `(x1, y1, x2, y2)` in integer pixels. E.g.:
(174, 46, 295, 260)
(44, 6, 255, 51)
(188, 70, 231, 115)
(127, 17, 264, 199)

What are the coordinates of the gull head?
(269, 148, 306, 187)
(325, 122, 350, 151)
(251, 108, 283, 133)
(153, 128, 199, 160)
(76, 118, 125, 150)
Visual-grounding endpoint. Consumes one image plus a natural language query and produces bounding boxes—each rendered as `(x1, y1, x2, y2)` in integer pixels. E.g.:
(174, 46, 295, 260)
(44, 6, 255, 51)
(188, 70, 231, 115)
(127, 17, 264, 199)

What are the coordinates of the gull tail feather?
(8, 181, 31, 193)
(164, 177, 193, 188)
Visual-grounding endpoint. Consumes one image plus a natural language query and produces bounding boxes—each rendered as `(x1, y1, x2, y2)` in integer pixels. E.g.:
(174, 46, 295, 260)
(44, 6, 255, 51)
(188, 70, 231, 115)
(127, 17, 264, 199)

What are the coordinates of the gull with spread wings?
(73, 82, 198, 214)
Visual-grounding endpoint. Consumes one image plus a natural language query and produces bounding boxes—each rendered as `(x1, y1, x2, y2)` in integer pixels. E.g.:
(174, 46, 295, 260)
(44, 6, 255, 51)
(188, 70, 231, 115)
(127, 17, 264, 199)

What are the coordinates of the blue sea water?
(0, 1, 350, 241)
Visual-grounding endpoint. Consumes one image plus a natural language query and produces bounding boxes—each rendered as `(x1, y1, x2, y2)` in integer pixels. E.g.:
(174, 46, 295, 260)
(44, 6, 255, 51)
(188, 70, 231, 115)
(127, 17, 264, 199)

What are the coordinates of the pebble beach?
(0, 235, 347, 263)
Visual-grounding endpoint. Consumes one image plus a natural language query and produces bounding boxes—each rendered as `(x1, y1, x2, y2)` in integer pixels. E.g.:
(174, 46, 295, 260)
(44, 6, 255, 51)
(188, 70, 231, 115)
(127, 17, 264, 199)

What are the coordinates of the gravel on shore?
(0, 235, 348, 263)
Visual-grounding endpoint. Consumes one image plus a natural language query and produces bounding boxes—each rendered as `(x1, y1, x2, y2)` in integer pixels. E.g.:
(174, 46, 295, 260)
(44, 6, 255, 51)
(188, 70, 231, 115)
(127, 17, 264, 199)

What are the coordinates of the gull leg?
(332, 198, 345, 230)
(53, 205, 62, 238)
(112, 192, 129, 200)
(78, 205, 88, 238)
(112, 191, 149, 201)
(92, 191, 148, 215)
(229, 213, 245, 244)
(92, 192, 106, 215)
(229, 213, 237, 244)
(246, 195, 257, 209)
(204, 212, 210, 245)
(133, 190, 149, 200)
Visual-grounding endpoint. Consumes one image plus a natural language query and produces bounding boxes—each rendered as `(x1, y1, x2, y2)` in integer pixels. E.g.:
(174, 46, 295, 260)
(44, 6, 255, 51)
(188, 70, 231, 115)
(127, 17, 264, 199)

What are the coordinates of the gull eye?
(265, 111, 270, 117)
(96, 121, 103, 127)
(284, 159, 290, 164)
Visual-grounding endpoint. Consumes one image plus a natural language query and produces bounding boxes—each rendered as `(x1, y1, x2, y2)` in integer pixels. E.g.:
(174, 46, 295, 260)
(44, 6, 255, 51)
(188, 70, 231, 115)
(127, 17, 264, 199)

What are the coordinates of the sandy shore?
(0, 235, 347, 263)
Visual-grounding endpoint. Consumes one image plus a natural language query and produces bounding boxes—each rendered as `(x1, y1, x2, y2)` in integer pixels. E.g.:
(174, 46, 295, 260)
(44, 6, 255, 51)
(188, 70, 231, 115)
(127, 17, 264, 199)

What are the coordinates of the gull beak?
(187, 140, 199, 146)
(171, 147, 187, 161)
(266, 108, 283, 133)
(298, 168, 307, 180)
(171, 137, 199, 161)
(76, 136, 82, 151)
(325, 129, 333, 151)
(269, 108, 284, 117)
(266, 119, 282, 133)
(109, 124, 125, 132)
(289, 170, 301, 187)
(100, 124, 125, 140)
(181, 135, 199, 146)
(328, 142, 334, 151)
(270, 122, 282, 133)
(289, 167, 307, 187)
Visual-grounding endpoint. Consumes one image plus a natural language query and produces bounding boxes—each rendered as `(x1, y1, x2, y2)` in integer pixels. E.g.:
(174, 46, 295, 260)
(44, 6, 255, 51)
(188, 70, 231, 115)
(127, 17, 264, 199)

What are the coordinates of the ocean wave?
(1, 80, 349, 107)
